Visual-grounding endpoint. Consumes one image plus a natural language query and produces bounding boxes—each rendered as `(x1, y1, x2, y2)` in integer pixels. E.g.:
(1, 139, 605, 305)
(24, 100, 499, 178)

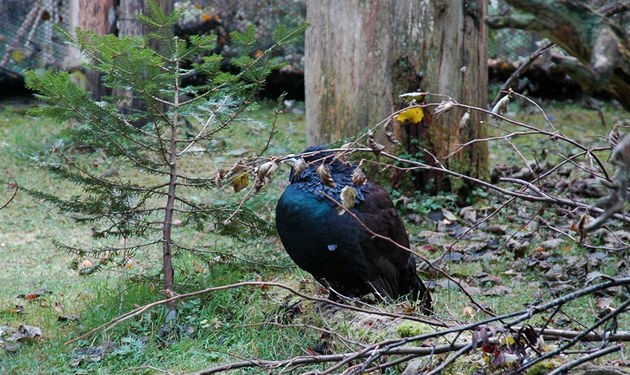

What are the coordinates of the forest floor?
(0, 97, 628, 374)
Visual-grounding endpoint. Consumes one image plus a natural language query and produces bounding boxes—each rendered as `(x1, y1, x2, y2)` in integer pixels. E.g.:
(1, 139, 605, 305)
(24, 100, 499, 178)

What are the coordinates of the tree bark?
(67, 0, 116, 99)
(305, 0, 488, 191)
(486, 0, 630, 111)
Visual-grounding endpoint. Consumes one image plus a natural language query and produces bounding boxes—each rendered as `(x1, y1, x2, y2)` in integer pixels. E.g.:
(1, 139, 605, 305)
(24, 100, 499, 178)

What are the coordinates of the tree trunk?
(117, 0, 147, 37)
(486, 0, 630, 111)
(305, 0, 488, 192)
(67, 0, 116, 99)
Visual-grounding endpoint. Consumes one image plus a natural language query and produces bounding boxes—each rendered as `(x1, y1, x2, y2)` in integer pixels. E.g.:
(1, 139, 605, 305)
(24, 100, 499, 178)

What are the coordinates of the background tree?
(305, 0, 488, 192)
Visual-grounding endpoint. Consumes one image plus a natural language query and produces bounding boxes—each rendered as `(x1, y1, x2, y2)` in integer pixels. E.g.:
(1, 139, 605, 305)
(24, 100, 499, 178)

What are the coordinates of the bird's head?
(281, 145, 337, 182)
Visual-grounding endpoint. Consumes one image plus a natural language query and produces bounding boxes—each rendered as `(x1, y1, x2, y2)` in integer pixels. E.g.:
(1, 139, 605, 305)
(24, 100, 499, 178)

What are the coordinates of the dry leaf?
(231, 171, 249, 192)
(339, 186, 357, 212)
(395, 107, 424, 125)
(367, 131, 385, 156)
(316, 163, 335, 187)
(352, 166, 367, 185)
(290, 157, 307, 179)
(214, 168, 225, 188)
(571, 213, 589, 243)
(492, 93, 511, 117)
(384, 120, 400, 144)
(459, 111, 471, 129)
(433, 99, 455, 118)
(256, 161, 278, 181)
(608, 125, 620, 149)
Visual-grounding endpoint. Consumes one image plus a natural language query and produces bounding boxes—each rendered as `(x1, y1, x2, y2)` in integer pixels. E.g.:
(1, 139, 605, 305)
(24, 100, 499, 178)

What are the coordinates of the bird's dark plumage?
(276, 145, 431, 311)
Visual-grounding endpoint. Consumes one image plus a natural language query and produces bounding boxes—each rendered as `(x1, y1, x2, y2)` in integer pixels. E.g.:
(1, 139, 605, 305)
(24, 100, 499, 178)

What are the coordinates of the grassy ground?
(0, 98, 628, 374)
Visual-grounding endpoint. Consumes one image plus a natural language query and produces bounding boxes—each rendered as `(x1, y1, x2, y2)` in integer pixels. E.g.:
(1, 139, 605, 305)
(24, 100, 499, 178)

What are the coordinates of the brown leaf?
(351, 166, 366, 185)
(291, 157, 307, 179)
(214, 168, 225, 188)
(608, 125, 620, 150)
(384, 120, 400, 145)
(17, 289, 51, 301)
(7, 305, 24, 314)
(256, 161, 278, 181)
(316, 163, 335, 187)
(491, 92, 511, 117)
(433, 99, 455, 118)
(459, 111, 471, 129)
(367, 131, 385, 156)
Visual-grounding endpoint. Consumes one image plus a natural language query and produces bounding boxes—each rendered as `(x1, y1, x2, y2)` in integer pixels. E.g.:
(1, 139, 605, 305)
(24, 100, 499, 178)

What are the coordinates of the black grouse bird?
(276, 145, 431, 311)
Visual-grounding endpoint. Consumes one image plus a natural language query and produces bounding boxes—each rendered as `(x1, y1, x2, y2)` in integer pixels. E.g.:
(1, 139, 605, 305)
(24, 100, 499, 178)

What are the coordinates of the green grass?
(0, 99, 628, 374)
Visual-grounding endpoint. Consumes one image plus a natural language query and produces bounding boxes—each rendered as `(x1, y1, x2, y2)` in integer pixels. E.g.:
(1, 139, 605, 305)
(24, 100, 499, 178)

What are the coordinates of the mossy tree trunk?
(305, 0, 488, 192)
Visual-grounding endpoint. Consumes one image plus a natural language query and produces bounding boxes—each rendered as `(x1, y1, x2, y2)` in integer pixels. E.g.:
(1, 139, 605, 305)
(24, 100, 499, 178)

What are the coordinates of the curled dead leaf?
(290, 157, 307, 179)
(316, 163, 335, 187)
(459, 111, 471, 130)
(433, 99, 455, 118)
(384, 120, 401, 145)
(254, 161, 278, 191)
(492, 92, 512, 118)
(214, 168, 225, 188)
(367, 131, 385, 156)
(608, 125, 620, 150)
(352, 166, 367, 185)
(571, 213, 589, 243)
(256, 161, 278, 181)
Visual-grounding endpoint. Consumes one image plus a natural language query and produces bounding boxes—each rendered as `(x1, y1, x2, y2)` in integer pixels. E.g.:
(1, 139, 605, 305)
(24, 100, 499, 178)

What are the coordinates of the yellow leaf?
(231, 172, 249, 192)
(395, 107, 424, 125)
(11, 49, 26, 63)
(340, 186, 356, 209)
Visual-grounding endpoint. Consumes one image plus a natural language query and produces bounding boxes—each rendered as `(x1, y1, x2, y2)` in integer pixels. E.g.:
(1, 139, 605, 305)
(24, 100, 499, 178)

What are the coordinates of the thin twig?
(546, 344, 624, 375)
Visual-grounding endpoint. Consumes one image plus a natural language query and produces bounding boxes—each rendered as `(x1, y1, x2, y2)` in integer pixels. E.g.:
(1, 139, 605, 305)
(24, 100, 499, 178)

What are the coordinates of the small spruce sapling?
(24, 1, 306, 327)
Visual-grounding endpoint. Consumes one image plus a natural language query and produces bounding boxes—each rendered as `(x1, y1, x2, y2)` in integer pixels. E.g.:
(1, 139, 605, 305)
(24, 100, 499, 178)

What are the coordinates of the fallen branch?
(187, 343, 469, 375)
(546, 345, 624, 375)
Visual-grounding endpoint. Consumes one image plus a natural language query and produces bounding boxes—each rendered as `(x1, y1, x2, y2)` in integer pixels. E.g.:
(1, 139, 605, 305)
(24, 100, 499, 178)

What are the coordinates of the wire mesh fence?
(0, 0, 70, 78)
